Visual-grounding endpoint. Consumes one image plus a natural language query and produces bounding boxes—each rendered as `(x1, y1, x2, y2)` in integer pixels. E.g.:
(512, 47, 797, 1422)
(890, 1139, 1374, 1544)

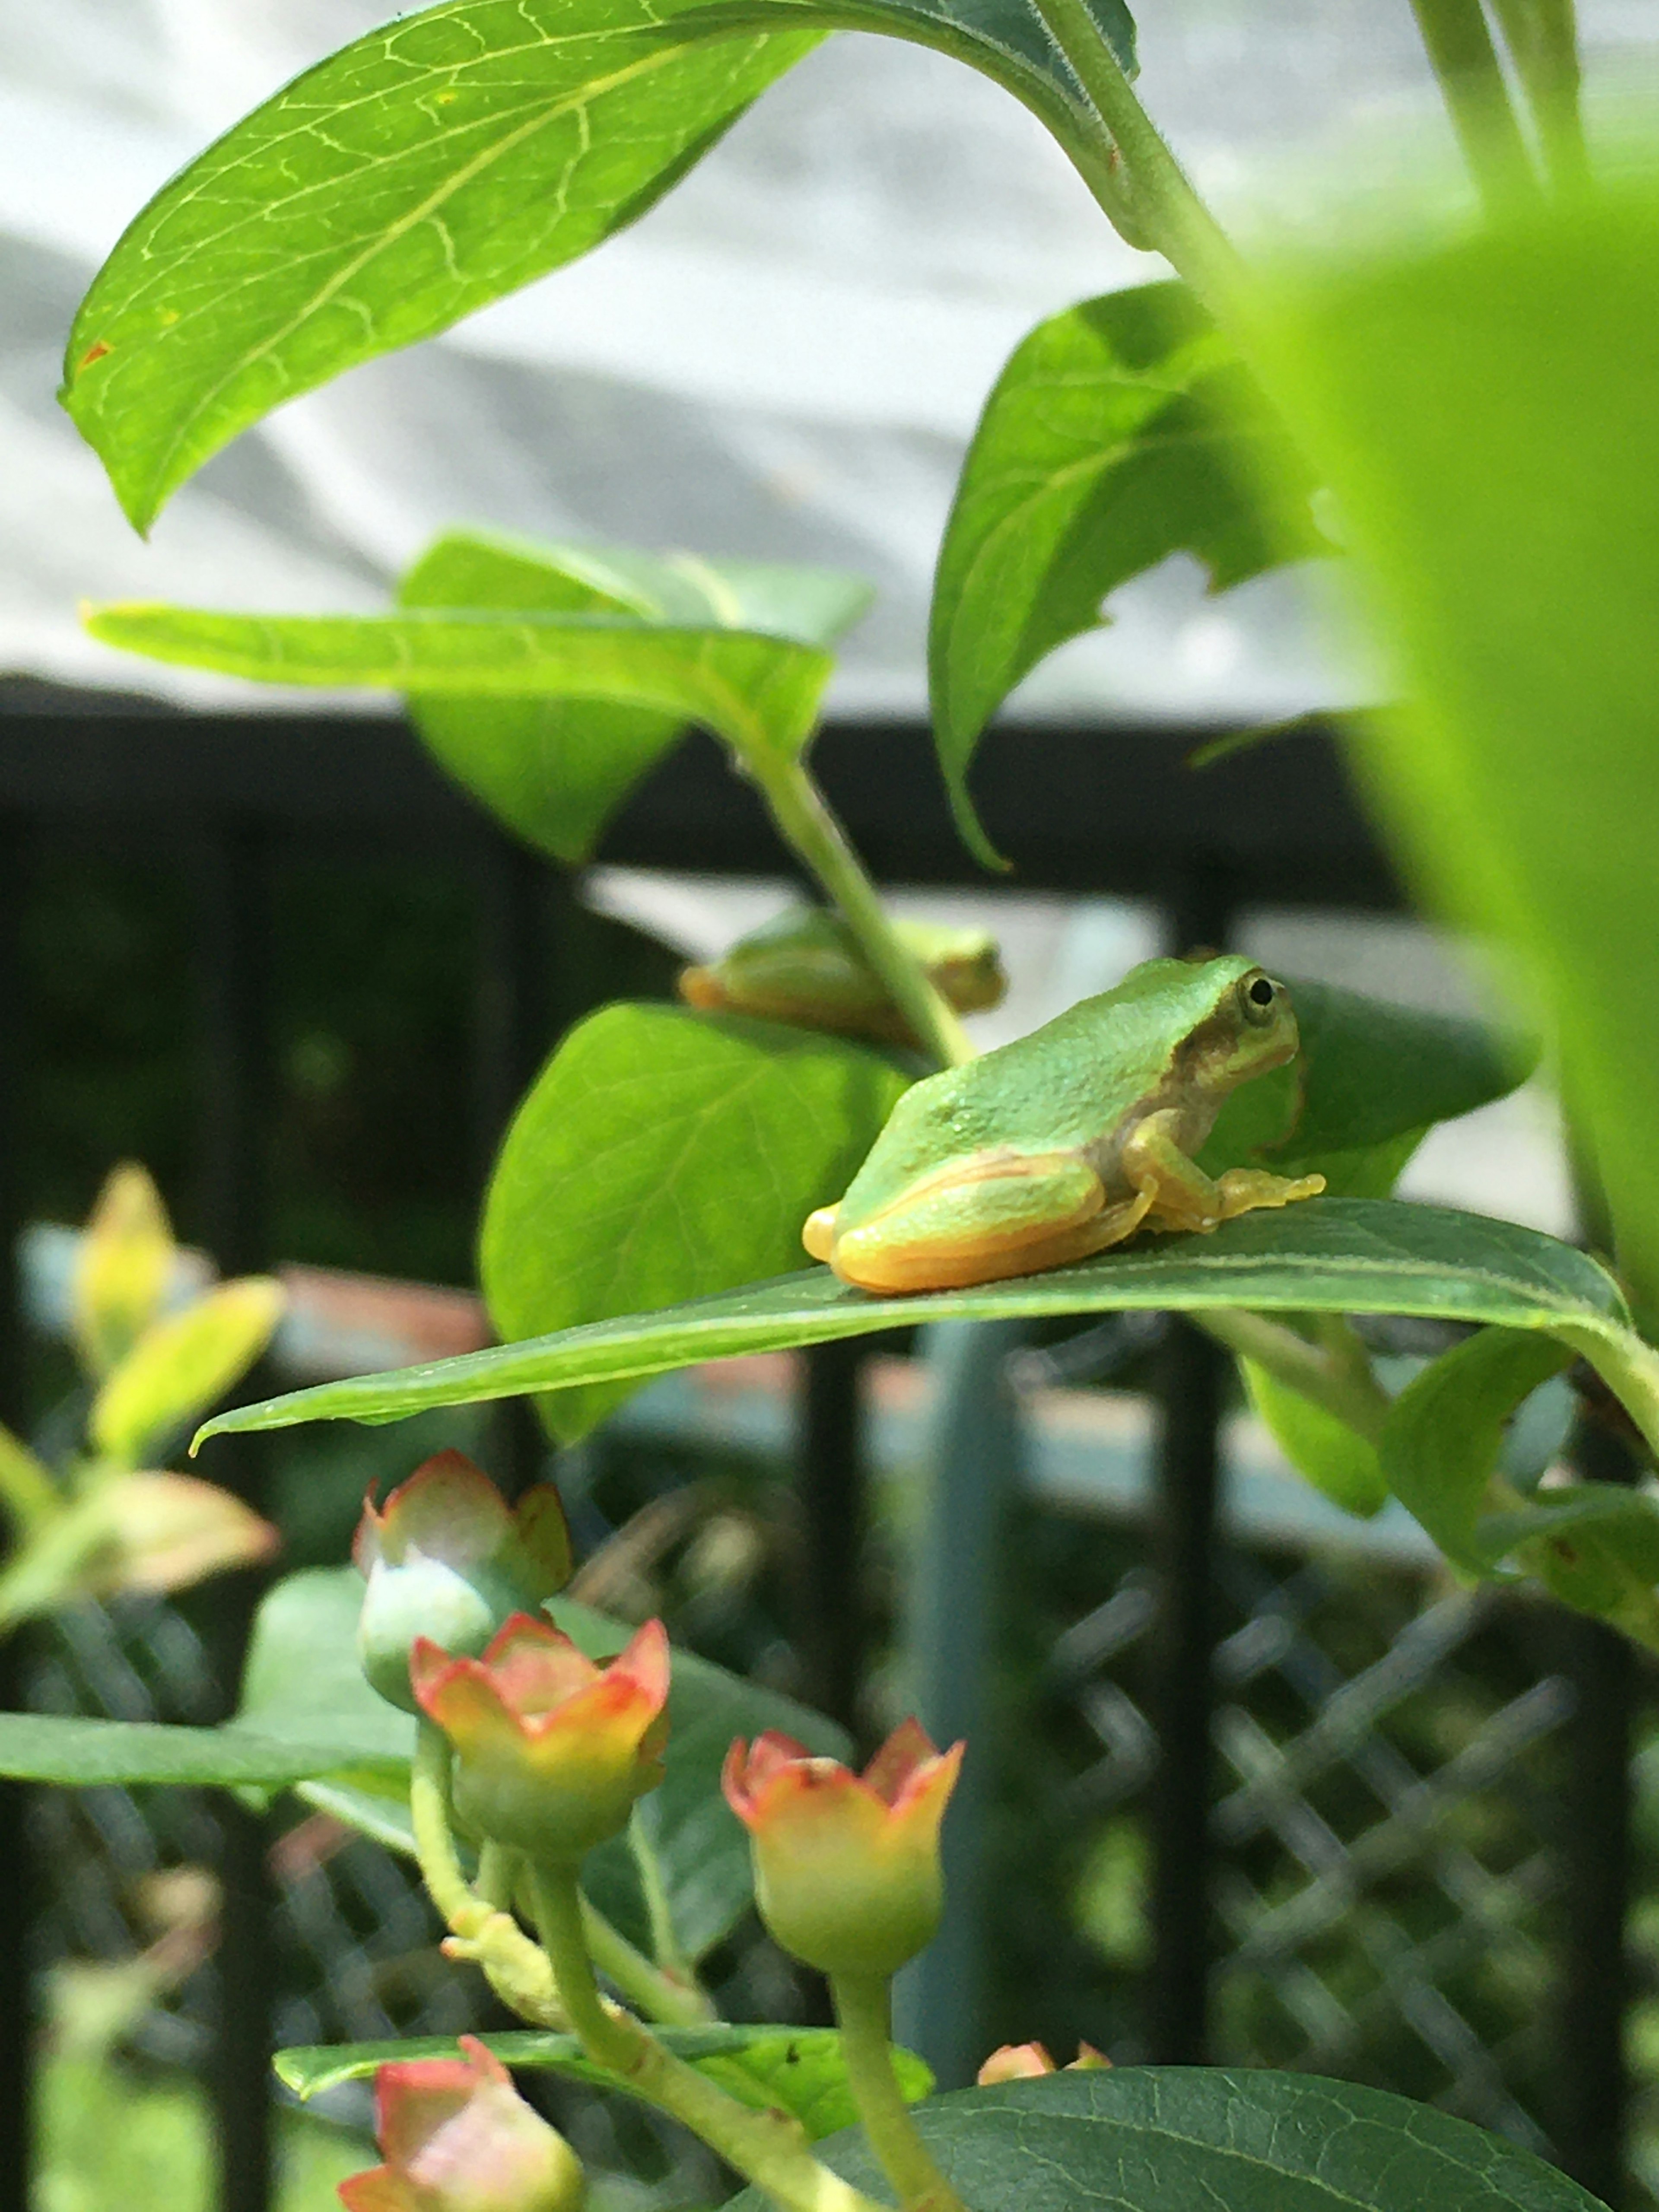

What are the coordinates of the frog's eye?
(1240, 974, 1279, 1023)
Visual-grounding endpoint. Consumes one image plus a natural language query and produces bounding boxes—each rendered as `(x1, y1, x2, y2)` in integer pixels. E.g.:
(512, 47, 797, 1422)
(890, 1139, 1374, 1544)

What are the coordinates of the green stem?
(830, 1974, 966, 2212)
(529, 1863, 887, 2212)
(1195, 1308, 1392, 1442)
(1027, 0, 1250, 324)
(582, 1895, 717, 2026)
(1488, 0, 1590, 194)
(628, 1802, 705, 1995)
(749, 754, 975, 1070)
(1560, 1323, 1659, 1469)
(1407, 0, 1542, 216)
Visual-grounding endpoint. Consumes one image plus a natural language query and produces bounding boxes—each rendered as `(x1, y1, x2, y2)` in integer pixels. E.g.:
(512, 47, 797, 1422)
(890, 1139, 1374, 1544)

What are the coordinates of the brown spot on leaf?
(79, 339, 111, 368)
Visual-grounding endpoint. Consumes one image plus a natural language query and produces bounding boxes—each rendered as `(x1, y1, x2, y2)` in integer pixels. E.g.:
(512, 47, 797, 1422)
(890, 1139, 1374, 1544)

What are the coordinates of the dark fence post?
(1554, 1416, 1638, 2205)
(1145, 873, 1236, 2063)
(0, 814, 32, 2212)
(195, 825, 278, 2212)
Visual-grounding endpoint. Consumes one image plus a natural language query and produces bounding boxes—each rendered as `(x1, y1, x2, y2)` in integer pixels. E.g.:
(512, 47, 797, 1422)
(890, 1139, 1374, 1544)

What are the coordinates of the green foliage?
(197, 1198, 1638, 1438)
(278, 2025, 932, 2139)
(60, 0, 1132, 533)
(1242, 1351, 1389, 1517)
(83, 604, 838, 763)
(0, 1710, 379, 1789)
(1200, 978, 1532, 1199)
(480, 1004, 911, 1440)
(726, 2067, 1611, 2212)
(1255, 180, 1659, 1324)
(89, 1278, 285, 1466)
(399, 532, 874, 862)
(929, 282, 1321, 863)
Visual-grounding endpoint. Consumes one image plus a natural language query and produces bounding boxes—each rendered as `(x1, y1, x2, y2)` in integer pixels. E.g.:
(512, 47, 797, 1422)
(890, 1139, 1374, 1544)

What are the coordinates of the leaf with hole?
(480, 1003, 911, 1441)
(62, 0, 1133, 532)
(277, 2025, 931, 2140)
(928, 282, 1323, 864)
(398, 532, 873, 860)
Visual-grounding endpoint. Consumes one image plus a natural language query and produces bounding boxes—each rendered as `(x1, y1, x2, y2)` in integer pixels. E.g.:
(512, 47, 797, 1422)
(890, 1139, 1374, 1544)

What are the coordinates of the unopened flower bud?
(355, 1452, 572, 1712)
(976, 2041, 1108, 2085)
(339, 2035, 584, 2212)
(411, 1613, 670, 1862)
(721, 1719, 962, 1977)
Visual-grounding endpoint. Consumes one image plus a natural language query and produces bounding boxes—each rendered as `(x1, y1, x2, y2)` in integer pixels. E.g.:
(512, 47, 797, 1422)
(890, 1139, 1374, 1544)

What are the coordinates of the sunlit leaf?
(89, 1278, 286, 1467)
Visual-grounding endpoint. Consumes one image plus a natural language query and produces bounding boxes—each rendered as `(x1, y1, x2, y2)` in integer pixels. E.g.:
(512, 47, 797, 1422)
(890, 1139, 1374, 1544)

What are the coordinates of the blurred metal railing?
(0, 680, 1637, 2210)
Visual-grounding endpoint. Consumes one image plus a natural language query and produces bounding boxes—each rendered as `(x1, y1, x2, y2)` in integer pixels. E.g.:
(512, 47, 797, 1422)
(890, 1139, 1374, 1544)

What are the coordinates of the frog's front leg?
(805, 1151, 1152, 1294)
(1120, 1109, 1325, 1235)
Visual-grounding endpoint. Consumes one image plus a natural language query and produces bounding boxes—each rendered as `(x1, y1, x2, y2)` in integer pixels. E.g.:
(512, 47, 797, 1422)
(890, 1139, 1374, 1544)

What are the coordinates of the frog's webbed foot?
(1213, 1167, 1327, 1220)
(1123, 1109, 1325, 1235)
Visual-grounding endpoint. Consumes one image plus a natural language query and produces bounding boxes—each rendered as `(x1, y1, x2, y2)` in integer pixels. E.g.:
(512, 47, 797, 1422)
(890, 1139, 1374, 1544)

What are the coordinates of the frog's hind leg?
(829, 1151, 1135, 1294)
(1122, 1109, 1325, 1234)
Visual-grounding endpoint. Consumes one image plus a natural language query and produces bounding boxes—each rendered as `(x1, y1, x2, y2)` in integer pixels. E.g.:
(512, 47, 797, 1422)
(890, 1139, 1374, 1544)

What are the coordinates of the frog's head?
(1185, 963, 1301, 1093)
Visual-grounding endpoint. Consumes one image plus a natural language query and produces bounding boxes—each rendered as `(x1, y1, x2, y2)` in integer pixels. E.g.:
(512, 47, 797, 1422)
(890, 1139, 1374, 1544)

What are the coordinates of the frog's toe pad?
(803, 1207, 839, 1263)
(1214, 1168, 1326, 1218)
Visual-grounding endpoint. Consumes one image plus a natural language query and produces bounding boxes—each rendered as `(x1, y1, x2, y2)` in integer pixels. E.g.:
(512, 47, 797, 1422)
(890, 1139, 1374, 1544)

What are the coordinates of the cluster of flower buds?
(722, 1719, 963, 1977)
(355, 1452, 573, 1712)
(340, 2037, 584, 2212)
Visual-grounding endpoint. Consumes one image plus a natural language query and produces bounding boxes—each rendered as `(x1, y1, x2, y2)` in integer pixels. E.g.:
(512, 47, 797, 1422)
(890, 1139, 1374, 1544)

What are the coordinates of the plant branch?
(749, 753, 975, 1069)
(528, 1862, 887, 2212)
(830, 1973, 965, 2212)
(1487, 0, 1590, 193)
(1408, 0, 1541, 216)
(582, 1894, 717, 2026)
(1027, 0, 1249, 324)
(1196, 1308, 1392, 1441)
(628, 1802, 705, 1993)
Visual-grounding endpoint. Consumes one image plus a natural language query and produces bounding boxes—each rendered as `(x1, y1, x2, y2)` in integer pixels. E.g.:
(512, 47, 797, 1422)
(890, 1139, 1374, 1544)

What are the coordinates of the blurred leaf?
(82, 1471, 278, 1598)
(0, 1712, 388, 1789)
(198, 1198, 1644, 1440)
(1201, 978, 1533, 1198)
(73, 1163, 175, 1380)
(89, 1278, 286, 1468)
(239, 1567, 847, 1958)
(84, 606, 835, 764)
(1479, 1483, 1659, 1645)
(1242, 1354, 1388, 1517)
(62, 0, 1132, 532)
(1256, 180, 1659, 1321)
(278, 2025, 930, 2139)
(727, 2067, 1610, 2212)
(929, 282, 1322, 864)
(399, 533, 872, 861)
(0, 1423, 58, 1535)
(480, 1004, 910, 1441)
(1379, 1326, 1573, 1570)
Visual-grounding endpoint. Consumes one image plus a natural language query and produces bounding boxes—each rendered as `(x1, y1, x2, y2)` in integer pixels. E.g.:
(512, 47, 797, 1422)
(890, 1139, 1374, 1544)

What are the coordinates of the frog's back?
(839, 957, 1247, 1223)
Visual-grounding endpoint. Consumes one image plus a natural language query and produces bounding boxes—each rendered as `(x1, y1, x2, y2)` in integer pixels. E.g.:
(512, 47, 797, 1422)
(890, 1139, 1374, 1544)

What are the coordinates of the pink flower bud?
(412, 1614, 670, 1861)
(721, 1719, 963, 1977)
(354, 1452, 572, 1712)
(339, 2036, 584, 2212)
(976, 2041, 1107, 2085)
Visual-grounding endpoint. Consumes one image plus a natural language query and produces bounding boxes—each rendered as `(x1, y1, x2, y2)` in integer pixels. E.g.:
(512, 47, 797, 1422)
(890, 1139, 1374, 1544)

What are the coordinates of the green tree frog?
(679, 906, 1006, 1046)
(803, 954, 1326, 1292)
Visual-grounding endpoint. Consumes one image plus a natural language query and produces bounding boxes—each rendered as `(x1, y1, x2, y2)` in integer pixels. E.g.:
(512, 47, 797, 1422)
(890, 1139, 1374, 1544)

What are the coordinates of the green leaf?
(1379, 1326, 1574, 1570)
(1200, 978, 1533, 1199)
(238, 1567, 847, 1959)
(89, 1278, 286, 1467)
(1241, 1354, 1388, 1517)
(399, 532, 874, 861)
(196, 1198, 1638, 1443)
(726, 2066, 1611, 2212)
(83, 606, 835, 763)
(0, 1711, 387, 1790)
(1254, 180, 1659, 1323)
(62, 0, 1134, 533)
(277, 2026, 931, 2141)
(480, 1004, 911, 1441)
(928, 282, 1322, 864)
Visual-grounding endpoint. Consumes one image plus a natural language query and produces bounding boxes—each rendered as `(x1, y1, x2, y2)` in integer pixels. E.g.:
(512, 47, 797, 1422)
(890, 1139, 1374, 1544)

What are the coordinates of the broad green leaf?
(73, 1163, 175, 1381)
(1379, 1327, 1574, 1570)
(89, 1278, 286, 1467)
(1480, 1484, 1659, 1649)
(929, 283, 1322, 864)
(278, 2026, 931, 2140)
(62, 0, 1134, 533)
(237, 1567, 847, 1958)
(84, 607, 834, 762)
(197, 1198, 1641, 1443)
(399, 532, 873, 862)
(1200, 978, 1532, 1199)
(726, 2066, 1611, 2212)
(480, 1004, 910, 1441)
(0, 1712, 393, 1790)
(1241, 1354, 1388, 1518)
(1255, 180, 1659, 1324)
